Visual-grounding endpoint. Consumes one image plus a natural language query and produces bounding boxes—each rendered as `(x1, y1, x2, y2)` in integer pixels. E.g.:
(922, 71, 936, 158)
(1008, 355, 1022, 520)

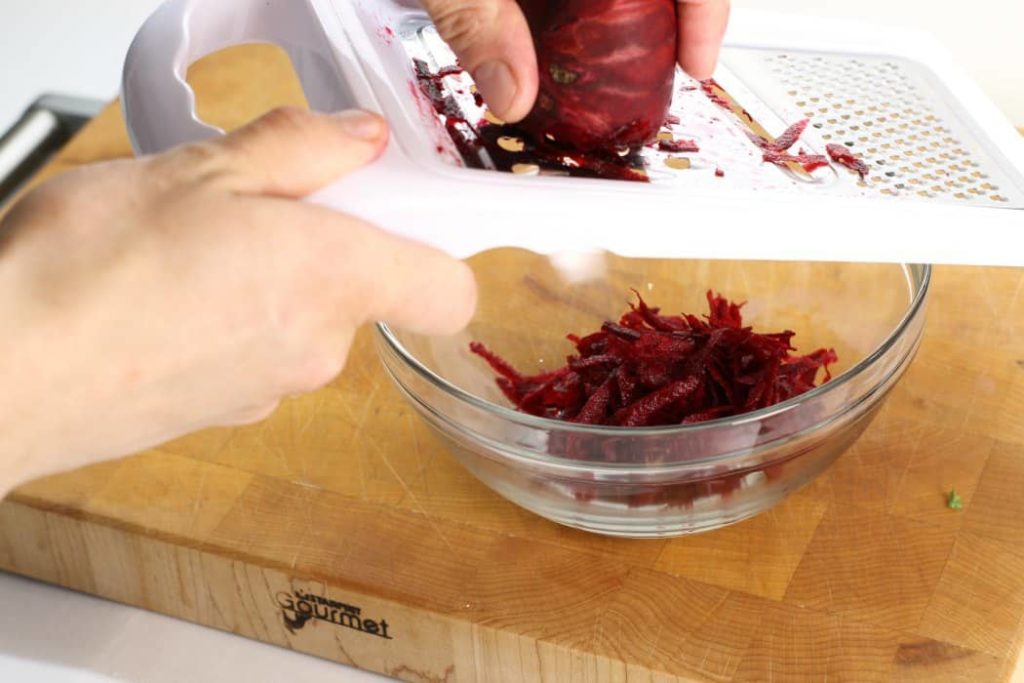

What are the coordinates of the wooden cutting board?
(3, 45, 1024, 682)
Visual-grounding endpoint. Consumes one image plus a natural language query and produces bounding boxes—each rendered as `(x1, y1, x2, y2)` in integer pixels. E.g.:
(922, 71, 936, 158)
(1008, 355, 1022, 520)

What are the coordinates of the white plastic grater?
(121, 0, 1024, 266)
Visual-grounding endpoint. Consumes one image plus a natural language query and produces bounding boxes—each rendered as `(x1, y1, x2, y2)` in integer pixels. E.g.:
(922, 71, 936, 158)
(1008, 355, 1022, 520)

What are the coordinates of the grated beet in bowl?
(375, 257, 930, 537)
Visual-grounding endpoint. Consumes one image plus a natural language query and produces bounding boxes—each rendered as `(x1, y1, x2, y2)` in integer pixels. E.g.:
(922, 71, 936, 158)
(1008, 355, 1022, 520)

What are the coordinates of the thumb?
(359, 230, 479, 337)
(280, 200, 479, 336)
(420, 0, 538, 123)
(165, 107, 389, 198)
(677, 0, 730, 80)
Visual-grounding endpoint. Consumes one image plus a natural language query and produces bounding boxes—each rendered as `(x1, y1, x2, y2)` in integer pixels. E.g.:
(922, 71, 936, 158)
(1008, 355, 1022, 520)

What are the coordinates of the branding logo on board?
(276, 589, 393, 639)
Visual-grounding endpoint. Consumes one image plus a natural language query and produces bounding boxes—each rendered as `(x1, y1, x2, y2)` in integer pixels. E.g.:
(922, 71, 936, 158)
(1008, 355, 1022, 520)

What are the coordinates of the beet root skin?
(515, 0, 678, 152)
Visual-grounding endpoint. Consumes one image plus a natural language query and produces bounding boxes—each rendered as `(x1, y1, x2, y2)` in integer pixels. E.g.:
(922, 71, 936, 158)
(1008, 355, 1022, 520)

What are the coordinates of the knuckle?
(150, 140, 231, 187)
(251, 106, 311, 137)
(172, 140, 222, 167)
(149, 106, 313, 189)
(429, 1, 499, 52)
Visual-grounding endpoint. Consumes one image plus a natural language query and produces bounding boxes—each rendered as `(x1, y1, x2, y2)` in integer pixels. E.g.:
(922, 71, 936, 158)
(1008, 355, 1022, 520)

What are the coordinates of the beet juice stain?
(701, 81, 871, 178)
(413, 59, 650, 182)
(413, 60, 487, 165)
(415, 49, 875, 182)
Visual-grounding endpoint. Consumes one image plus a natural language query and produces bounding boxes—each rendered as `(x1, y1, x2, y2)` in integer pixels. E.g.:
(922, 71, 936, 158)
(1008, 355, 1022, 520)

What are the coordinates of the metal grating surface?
(402, 21, 1024, 209)
(725, 49, 1024, 208)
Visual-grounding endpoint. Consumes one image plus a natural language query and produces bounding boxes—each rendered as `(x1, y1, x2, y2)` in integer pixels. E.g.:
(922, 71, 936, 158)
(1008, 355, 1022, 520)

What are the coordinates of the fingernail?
(333, 110, 384, 141)
(472, 61, 517, 118)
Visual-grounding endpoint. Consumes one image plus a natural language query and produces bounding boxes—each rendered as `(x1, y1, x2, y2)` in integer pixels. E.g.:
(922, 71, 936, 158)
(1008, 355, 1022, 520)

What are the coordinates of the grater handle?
(122, 0, 357, 155)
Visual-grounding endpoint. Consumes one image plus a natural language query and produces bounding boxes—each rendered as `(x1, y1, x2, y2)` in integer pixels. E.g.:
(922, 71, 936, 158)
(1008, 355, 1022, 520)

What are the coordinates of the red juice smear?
(700, 78, 733, 111)
(376, 26, 396, 45)
(478, 125, 649, 182)
(412, 58, 649, 182)
(658, 138, 700, 153)
(700, 80, 833, 177)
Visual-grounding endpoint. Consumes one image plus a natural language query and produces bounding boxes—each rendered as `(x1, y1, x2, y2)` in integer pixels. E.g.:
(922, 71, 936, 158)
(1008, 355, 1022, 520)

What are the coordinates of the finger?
(677, 0, 731, 80)
(276, 200, 478, 336)
(156, 107, 388, 198)
(420, 0, 538, 122)
(362, 236, 478, 336)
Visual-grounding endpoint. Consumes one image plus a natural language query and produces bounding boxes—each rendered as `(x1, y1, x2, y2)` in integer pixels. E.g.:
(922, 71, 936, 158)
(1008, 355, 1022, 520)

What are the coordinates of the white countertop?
(1, 1, 1021, 680)
(0, 571, 390, 682)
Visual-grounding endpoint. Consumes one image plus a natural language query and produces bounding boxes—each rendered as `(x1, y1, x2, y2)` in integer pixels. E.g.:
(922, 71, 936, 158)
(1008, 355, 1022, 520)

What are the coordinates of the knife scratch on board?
(407, 411, 432, 496)
(1006, 273, 1023, 317)
(977, 270, 1001, 318)
(333, 630, 361, 667)
(187, 466, 211, 537)
(891, 434, 921, 507)
(370, 440, 456, 554)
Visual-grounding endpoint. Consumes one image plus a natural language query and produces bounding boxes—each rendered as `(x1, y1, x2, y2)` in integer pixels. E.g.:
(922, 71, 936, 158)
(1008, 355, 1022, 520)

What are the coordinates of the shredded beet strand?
(769, 119, 809, 152)
(470, 291, 837, 427)
(827, 143, 870, 179)
(762, 149, 830, 174)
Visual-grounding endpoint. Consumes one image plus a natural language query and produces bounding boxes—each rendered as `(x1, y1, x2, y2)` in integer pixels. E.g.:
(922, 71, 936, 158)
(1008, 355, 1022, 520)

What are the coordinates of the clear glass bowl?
(376, 252, 930, 538)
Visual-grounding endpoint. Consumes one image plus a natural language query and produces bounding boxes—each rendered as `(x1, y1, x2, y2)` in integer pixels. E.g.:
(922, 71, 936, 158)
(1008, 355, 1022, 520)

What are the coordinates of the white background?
(0, 0, 1021, 133)
(0, 0, 1021, 681)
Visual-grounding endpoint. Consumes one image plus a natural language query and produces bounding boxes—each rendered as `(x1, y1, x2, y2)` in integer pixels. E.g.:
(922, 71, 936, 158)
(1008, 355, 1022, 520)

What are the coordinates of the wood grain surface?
(3, 44, 1024, 682)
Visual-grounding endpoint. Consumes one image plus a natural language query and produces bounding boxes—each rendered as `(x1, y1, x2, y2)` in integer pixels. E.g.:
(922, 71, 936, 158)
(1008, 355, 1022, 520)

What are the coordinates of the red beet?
(515, 0, 678, 152)
(411, 60, 649, 182)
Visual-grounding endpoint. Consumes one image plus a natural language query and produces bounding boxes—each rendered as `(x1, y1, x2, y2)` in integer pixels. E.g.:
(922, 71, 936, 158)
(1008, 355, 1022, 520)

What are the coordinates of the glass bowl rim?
(376, 262, 932, 436)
